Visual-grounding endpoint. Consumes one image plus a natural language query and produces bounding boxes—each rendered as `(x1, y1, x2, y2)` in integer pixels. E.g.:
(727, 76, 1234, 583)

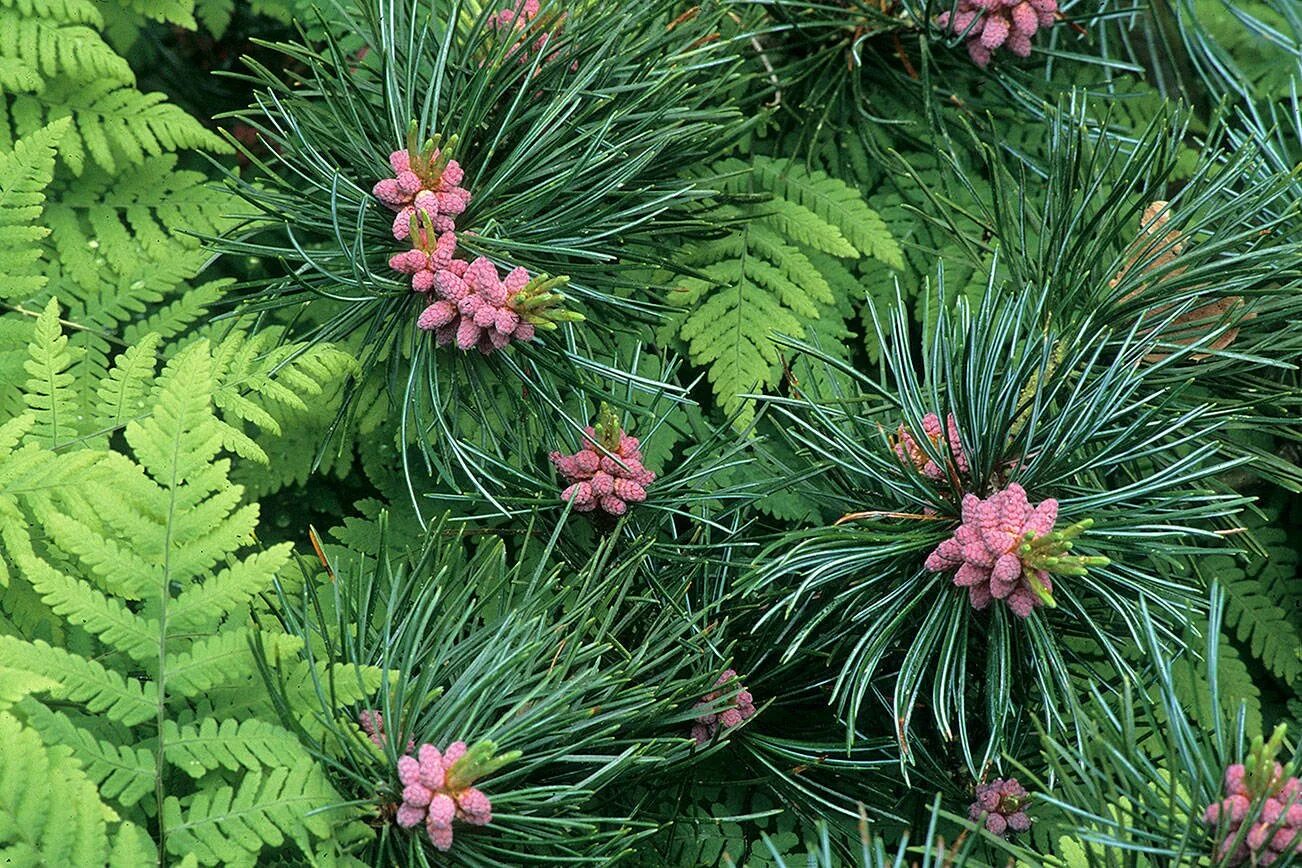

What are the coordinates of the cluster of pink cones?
(968, 777, 1032, 836)
(374, 125, 580, 353)
(938, 0, 1059, 68)
(389, 738, 517, 853)
(690, 669, 756, 744)
(551, 403, 656, 516)
(1205, 756, 1302, 865)
(892, 412, 1107, 617)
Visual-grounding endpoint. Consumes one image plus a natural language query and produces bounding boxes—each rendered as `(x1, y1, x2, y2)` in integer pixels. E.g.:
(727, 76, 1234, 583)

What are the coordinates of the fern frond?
(194, 0, 233, 36)
(93, 332, 160, 433)
(0, 1, 133, 87)
(211, 330, 358, 416)
(125, 338, 225, 484)
(164, 495, 261, 581)
(167, 544, 293, 634)
(0, 56, 41, 92)
(748, 156, 903, 268)
(673, 225, 809, 425)
(53, 155, 239, 257)
(2, 332, 364, 863)
(0, 635, 157, 725)
(161, 762, 343, 865)
(36, 508, 158, 600)
(1173, 632, 1263, 734)
(165, 630, 303, 699)
(273, 662, 388, 738)
(0, 710, 114, 865)
(207, 330, 359, 462)
(109, 0, 196, 28)
(121, 279, 228, 345)
(40, 207, 212, 354)
(16, 312, 353, 473)
(107, 821, 155, 867)
(21, 551, 158, 663)
(0, 414, 96, 587)
(0, 119, 66, 299)
(666, 156, 902, 424)
(668, 222, 826, 420)
(10, 78, 229, 175)
(22, 298, 80, 447)
(164, 718, 314, 778)
(1208, 515, 1302, 683)
(715, 157, 852, 257)
(19, 701, 156, 807)
(0, 665, 56, 708)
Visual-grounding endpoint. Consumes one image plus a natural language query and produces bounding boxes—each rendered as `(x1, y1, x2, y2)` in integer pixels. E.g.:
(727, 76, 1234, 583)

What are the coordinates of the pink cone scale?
(393, 739, 519, 853)
(1204, 726, 1302, 865)
(691, 669, 756, 744)
(550, 403, 655, 516)
(968, 778, 1031, 837)
(892, 412, 969, 480)
(924, 483, 1107, 617)
(937, 0, 1058, 68)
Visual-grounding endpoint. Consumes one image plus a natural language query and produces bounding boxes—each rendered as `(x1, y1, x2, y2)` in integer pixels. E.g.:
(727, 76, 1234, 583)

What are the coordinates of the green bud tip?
(1026, 572, 1057, 607)
(595, 402, 623, 451)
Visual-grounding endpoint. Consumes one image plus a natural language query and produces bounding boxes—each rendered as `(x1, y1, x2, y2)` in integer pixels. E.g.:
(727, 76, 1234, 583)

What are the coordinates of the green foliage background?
(0, 0, 1300, 865)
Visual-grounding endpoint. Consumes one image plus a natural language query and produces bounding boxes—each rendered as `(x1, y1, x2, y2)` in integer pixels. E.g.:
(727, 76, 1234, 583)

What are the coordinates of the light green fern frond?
(33, 507, 159, 600)
(0, 0, 235, 390)
(8, 78, 229, 176)
(19, 701, 157, 807)
(0, 710, 116, 866)
(0, 55, 41, 92)
(0, 413, 96, 589)
(672, 222, 814, 424)
(0, 635, 159, 725)
(125, 337, 228, 484)
(0, 0, 133, 88)
(106, 821, 155, 868)
(207, 329, 359, 462)
(665, 156, 900, 424)
(121, 279, 229, 345)
(745, 155, 903, 269)
(0, 665, 56, 708)
(162, 762, 345, 865)
(22, 298, 80, 447)
(107, 0, 197, 28)
(21, 551, 160, 662)
(165, 631, 304, 699)
(11, 311, 356, 461)
(53, 156, 239, 258)
(167, 544, 293, 634)
(0, 119, 66, 300)
(1, 335, 363, 860)
(164, 718, 318, 779)
(194, 0, 234, 36)
(93, 332, 160, 433)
